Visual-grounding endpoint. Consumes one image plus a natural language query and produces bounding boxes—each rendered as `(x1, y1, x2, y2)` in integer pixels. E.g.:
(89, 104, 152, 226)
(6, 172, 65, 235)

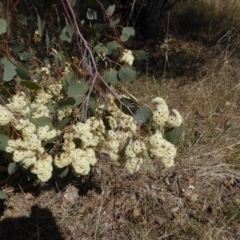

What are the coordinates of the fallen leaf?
(24, 193, 35, 200)
(191, 193, 199, 202)
(133, 207, 142, 218)
(64, 185, 79, 203)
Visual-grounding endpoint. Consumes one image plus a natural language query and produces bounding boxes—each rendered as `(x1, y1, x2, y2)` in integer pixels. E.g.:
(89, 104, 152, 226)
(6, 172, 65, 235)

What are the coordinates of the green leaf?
(0, 18, 7, 34)
(55, 97, 76, 110)
(133, 50, 148, 60)
(56, 117, 72, 130)
(86, 9, 97, 20)
(1, 57, 17, 81)
(15, 61, 30, 80)
(8, 162, 18, 175)
(118, 66, 136, 82)
(9, 41, 24, 53)
(57, 166, 69, 178)
(110, 14, 120, 26)
(94, 44, 109, 56)
(134, 107, 153, 124)
(68, 76, 88, 107)
(30, 117, 53, 129)
(0, 190, 8, 200)
(114, 97, 138, 115)
(46, 33, 50, 54)
(106, 4, 115, 16)
(0, 133, 9, 151)
(106, 41, 119, 54)
(18, 51, 33, 61)
(17, 13, 28, 25)
(60, 22, 74, 43)
(120, 27, 135, 42)
(164, 125, 183, 144)
(119, 137, 131, 158)
(70, 0, 77, 7)
(103, 68, 118, 85)
(35, 71, 43, 83)
(37, 14, 44, 36)
(20, 80, 41, 90)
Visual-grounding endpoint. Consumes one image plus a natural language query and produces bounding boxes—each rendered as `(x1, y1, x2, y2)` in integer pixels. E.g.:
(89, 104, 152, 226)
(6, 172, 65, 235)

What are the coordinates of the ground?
(1, 1, 240, 239)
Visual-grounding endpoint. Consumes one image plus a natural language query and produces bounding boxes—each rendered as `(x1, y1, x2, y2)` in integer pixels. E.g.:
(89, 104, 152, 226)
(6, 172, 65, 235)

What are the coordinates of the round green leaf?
(9, 41, 24, 53)
(8, 162, 18, 175)
(106, 4, 115, 16)
(17, 13, 28, 25)
(120, 27, 135, 42)
(164, 125, 183, 144)
(18, 51, 33, 61)
(118, 66, 136, 82)
(57, 166, 69, 178)
(106, 41, 119, 55)
(0, 18, 7, 35)
(133, 107, 153, 124)
(30, 117, 53, 130)
(60, 23, 74, 43)
(133, 50, 148, 60)
(103, 68, 118, 85)
(1, 57, 17, 81)
(56, 117, 72, 130)
(0, 190, 8, 200)
(110, 14, 120, 26)
(0, 133, 9, 151)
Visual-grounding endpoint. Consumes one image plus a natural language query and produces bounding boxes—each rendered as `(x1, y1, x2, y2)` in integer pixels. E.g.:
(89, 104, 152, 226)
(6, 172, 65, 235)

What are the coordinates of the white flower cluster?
(148, 131, 176, 168)
(125, 140, 147, 174)
(151, 97, 182, 128)
(1, 83, 182, 181)
(120, 49, 134, 66)
(0, 105, 13, 126)
(54, 117, 103, 175)
(5, 119, 58, 181)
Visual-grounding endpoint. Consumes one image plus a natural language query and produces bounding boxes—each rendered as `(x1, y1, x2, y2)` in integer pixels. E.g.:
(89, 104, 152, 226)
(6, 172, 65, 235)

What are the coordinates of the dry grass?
(1, 41, 240, 239)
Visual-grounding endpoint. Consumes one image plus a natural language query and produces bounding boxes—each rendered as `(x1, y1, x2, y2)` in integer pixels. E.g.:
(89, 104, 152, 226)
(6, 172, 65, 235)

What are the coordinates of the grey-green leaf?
(133, 50, 148, 60)
(103, 68, 118, 85)
(0, 190, 8, 200)
(118, 66, 136, 82)
(120, 27, 135, 42)
(17, 13, 28, 25)
(0, 18, 7, 34)
(0, 133, 9, 151)
(57, 166, 69, 178)
(164, 125, 183, 144)
(55, 97, 76, 110)
(15, 61, 30, 80)
(20, 80, 41, 90)
(37, 14, 44, 36)
(134, 107, 153, 124)
(8, 162, 18, 175)
(106, 41, 118, 55)
(9, 41, 24, 53)
(68, 77, 88, 98)
(18, 51, 33, 61)
(1, 57, 17, 81)
(30, 117, 53, 129)
(60, 23, 74, 43)
(106, 4, 115, 16)
(110, 14, 120, 26)
(56, 117, 72, 130)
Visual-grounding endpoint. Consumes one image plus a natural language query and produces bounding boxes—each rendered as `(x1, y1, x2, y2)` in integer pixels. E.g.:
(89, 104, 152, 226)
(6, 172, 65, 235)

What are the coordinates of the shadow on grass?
(0, 205, 64, 240)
